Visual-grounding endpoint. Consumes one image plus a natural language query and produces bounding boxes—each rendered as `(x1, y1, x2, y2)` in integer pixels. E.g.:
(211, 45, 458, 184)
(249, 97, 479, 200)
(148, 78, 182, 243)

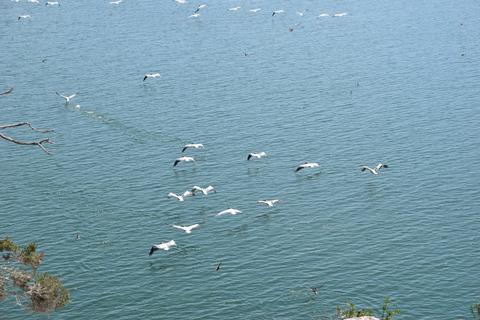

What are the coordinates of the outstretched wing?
(0, 88, 13, 96)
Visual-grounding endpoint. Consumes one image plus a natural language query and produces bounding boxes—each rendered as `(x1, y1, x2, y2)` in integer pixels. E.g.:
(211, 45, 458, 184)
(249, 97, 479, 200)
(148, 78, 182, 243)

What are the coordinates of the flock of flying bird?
(152, 141, 388, 291)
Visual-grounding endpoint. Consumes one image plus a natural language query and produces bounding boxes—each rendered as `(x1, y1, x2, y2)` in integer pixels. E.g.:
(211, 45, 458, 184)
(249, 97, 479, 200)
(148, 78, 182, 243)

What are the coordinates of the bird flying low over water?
(272, 10, 284, 16)
(149, 240, 177, 256)
(18, 15, 31, 20)
(294, 162, 320, 173)
(0, 88, 13, 96)
(332, 13, 349, 17)
(188, 14, 201, 18)
(214, 261, 222, 271)
(167, 191, 195, 201)
(254, 199, 284, 207)
(316, 13, 330, 18)
(361, 163, 388, 175)
(56, 92, 78, 103)
(305, 285, 324, 294)
(228, 6, 242, 11)
(247, 152, 267, 161)
(166, 222, 205, 233)
(215, 207, 245, 217)
(108, 0, 122, 4)
(248, 8, 262, 12)
(295, 9, 308, 16)
(45, 1, 60, 5)
(143, 73, 162, 81)
(283, 23, 301, 32)
(191, 185, 216, 195)
(182, 143, 204, 152)
(194, 4, 206, 13)
(173, 156, 197, 167)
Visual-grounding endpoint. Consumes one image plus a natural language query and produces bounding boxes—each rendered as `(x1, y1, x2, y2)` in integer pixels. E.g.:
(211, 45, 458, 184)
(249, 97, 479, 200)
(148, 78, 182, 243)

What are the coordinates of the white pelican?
(214, 261, 222, 271)
(173, 156, 197, 167)
(182, 143, 204, 152)
(361, 163, 388, 175)
(27, 0, 40, 3)
(247, 152, 267, 161)
(294, 162, 320, 173)
(18, 15, 31, 20)
(272, 10, 284, 16)
(283, 23, 301, 32)
(191, 185, 216, 195)
(167, 191, 195, 201)
(248, 8, 262, 12)
(215, 207, 245, 217)
(45, 1, 60, 5)
(254, 199, 284, 207)
(194, 4, 206, 13)
(0, 88, 13, 96)
(56, 92, 78, 103)
(332, 13, 349, 17)
(149, 240, 177, 256)
(143, 73, 162, 81)
(305, 285, 324, 294)
(108, 0, 122, 4)
(166, 222, 205, 233)
(228, 6, 242, 11)
(316, 13, 330, 18)
(188, 13, 201, 18)
(174, 0, 188, 4)
(295, 9, 308, 16)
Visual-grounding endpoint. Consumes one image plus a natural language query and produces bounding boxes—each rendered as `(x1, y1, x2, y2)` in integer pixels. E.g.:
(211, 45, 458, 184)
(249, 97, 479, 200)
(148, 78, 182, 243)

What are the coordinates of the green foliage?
(336, 302, 372, 318)
(381, 296, 401, 320)
(0, 236, 69, 316)
(471, 301, 480, 319)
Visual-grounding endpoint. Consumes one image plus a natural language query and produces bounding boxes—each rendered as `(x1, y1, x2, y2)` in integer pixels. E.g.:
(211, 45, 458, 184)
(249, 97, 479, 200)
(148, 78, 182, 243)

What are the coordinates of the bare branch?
(0, 122, 54, 155)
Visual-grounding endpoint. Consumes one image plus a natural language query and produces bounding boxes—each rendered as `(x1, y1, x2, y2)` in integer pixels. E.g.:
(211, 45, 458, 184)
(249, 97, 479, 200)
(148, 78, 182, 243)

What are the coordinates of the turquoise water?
(1, 0, 479, 319)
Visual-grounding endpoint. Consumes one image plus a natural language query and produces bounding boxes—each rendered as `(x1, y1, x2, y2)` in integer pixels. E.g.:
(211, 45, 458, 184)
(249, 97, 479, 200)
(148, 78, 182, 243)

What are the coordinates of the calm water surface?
(1, 0, 479, 319)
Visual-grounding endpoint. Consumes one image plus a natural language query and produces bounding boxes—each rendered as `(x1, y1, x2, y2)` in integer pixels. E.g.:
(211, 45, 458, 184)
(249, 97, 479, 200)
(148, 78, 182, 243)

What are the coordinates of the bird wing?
(149, 246, 158, 256)
(67, 93, 79, 99)
(314, 285, 324, 290)
(56, 92, 68, 99)
(247, 154, 253, 160)
(206, 186, 216, 193)
(272, 200, 284, 203)
(294, 165, 304, 172)
(143, 76, 148, 81)
(167, 193, 179, 199)
(191, 186, 202, 193)
(190, 222, 205, 229)
(182, 191, 194, 197)
(182, 146, 189, 152)
(293, 23, 302, 29)
(215, 210, 227, 217)
(375, 163, 388, 171)
(173, 159, 181, 167)
(0, 88, 13, 95)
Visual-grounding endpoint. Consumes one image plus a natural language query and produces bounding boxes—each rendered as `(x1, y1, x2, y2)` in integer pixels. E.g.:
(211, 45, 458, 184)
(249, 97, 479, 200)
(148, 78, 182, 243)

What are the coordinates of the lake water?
(1, 0, 479, 319)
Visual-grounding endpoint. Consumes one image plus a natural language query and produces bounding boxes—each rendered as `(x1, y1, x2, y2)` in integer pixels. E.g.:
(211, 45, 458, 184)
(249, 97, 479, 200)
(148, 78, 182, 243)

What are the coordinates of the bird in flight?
(283, 23, 301, 32)
(173, 156, 197, 167)
(305, 285, 324, 294)
(228, 6, 242, 11)
(27, 0, 40, 3)
(247, 152, 267, 161)
(39, 59, 48, 62)
(0, 88, 13, 96)
(361, 163, 388, 175)
(332, 13, 349, 17)
(182, 143, 204, 152)
(143, 73, 162, 81)
(294, 162, 320, 173)
(188, 13, 201, 18)
(295, 9, 308, 16)
(194, 4, 206, 13)
(166, 222, 205, 233)
(242, 52, 250, 57)
(214, 261, 222, 271)
(45, 1, 60, 5)
(167, 191, 195, 201)
(248, 8, 262, 12)
(316, 14, 330, 18)
(18, 15, 31, 20)
(191, 185, 216, 195)
(56, 92, 79, 103)
(108, 0, 122, 4)
(149, 240, 177, 256)
(215, 207, 245, 217)
(272, 10, 284, 16)
(254, 199, 284, 207)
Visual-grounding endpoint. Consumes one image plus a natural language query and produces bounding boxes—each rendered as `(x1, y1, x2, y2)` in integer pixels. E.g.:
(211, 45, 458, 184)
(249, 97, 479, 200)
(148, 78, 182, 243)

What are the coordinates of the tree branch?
(0, 122, 54, 155)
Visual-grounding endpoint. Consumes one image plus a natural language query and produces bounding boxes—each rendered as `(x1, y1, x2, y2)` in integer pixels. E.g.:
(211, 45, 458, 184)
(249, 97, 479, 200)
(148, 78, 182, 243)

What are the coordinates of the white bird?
(295, 9, 308, 16)
(173, 0, 188, 4)
(316, 13, 330, 18)
(188, 13, 201, 18)
(45, 1, 60, 5)
(108, 0, 122, 4)
(294, 162, 320, 173)
(247, 152, 267, 161)
(361, 164, 388, 175)
(143, 73, 162, 81)
(56, 92, 78, 103)
(167, 191, 195, 201)
(182, 144, 204, 153)
(248, 8, 262, 12)
(228, 6, 242, 11)
(166, 222, 205, 233)
(18, 15, 31, 20)
(272, 10, 284, 16)
(191, 185, 216, 195)
(332, 13, 349, 17)
(194, 4, 206, 13)
(254, 199, 284, 207)
(215, 207, 245, 217)
(173, 156, 197, 167)
(149, 240, 177, 256)
(27, 0, 40, 3)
